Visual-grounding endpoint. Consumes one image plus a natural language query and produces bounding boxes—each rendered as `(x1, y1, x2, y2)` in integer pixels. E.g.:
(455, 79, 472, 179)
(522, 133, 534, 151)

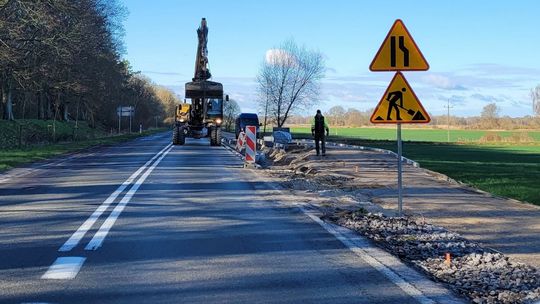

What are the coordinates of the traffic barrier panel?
(245, 126, 256, 164)
(236, 131, 246, 152)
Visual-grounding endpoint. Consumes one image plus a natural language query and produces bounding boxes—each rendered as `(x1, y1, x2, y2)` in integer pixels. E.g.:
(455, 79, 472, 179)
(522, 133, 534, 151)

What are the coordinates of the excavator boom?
(193, 18, 211, 81)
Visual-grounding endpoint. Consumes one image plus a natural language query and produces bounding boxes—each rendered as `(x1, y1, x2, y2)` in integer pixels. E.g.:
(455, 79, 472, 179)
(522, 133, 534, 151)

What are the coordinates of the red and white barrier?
(245, 126, 256, 164)
(236, 131, 246, 152)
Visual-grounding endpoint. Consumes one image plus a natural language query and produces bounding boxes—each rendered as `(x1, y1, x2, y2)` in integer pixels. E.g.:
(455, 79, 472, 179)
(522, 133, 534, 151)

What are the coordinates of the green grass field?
(290, 127, 540, 206)
(291, 126, 540, 143)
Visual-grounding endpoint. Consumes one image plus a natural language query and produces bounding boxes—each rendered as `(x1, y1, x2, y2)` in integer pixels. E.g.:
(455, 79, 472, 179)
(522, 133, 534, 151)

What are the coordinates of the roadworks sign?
(370, 72, 430, 124)
(370, 19, 429, 71)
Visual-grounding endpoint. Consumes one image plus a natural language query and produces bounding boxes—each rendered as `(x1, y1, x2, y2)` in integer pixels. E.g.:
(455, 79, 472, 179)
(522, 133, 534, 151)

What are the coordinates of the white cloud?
(265, 49, 295, 66)
(421, 74, 466, 90)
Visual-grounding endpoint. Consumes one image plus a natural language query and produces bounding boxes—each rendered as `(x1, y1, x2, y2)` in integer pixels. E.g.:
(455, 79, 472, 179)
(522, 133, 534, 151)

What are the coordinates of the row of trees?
(287, 103, 540, 130)
(0, 0, 177, 129)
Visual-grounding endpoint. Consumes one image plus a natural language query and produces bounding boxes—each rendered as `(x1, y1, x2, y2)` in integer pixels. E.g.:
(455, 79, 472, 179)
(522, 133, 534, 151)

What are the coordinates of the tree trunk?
(38, 92, 45, 119)
(4, 80, 14, 121)
(0, 82, 4, 119)
(45, 93, 52, 120)
(63, 103, 69, 121)
(75, 97, 80, 127)
(22, 91, 29, 119)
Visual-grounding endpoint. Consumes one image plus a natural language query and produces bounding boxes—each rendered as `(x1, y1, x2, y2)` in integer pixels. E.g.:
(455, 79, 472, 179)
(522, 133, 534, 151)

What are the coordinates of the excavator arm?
(185, 18, 223, 99)
(193, 18, 211, 81)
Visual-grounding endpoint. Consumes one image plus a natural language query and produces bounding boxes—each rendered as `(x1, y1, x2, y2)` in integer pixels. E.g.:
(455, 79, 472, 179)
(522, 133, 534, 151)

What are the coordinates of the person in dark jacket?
(311, 109, 329, 156)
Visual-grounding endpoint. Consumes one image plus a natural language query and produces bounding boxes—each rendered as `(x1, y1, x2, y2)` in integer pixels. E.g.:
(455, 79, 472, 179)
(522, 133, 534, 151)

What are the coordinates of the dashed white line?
(59, 143, 172, 252)
(41, 257, 86, 280)
(85, 145, 173, 250)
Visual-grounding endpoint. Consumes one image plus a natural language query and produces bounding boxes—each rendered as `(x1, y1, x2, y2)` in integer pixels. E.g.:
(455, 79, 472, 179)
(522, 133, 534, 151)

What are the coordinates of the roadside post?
(117, 108, 121, 134)
(369, 19, 431, 216)
(244, 125, 257, 167)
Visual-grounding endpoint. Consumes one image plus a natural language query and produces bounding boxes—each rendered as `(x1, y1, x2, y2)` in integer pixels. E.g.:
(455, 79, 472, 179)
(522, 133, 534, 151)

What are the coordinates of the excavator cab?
(175, 103, 191, 123)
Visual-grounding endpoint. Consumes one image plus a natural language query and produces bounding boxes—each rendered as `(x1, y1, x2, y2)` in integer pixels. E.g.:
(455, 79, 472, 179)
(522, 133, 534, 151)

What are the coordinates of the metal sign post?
(397, 123, 403, 216)
(369, 19, 431, 217)
(118, 111, 121, 134)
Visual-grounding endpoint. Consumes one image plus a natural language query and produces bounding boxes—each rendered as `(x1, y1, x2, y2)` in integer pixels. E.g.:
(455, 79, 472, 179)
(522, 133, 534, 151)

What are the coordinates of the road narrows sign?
(370, 19, 429, 71)
(370, 72, 430, 124)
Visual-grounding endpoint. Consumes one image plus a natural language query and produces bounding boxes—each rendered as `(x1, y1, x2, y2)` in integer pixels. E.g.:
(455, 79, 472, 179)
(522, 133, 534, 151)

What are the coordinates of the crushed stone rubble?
(329, 210, 540, 304)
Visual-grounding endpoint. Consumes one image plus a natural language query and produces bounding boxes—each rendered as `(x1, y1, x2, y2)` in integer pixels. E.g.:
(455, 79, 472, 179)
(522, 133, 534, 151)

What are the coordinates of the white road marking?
(299, 206, 437, 304)
(85, 145, 173, 250)
(58, 144, 172, 252)
(41, 257, 86, 280)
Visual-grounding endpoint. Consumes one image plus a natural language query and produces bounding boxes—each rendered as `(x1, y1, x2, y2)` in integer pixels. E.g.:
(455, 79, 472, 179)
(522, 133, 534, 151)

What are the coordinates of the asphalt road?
(0, 132, 425, 303)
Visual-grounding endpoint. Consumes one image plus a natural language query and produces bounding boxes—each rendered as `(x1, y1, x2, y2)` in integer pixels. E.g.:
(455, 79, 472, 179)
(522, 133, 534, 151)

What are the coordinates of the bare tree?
(223, 98, 240, 132)
(327, 105, 346, 126)
(481, 103, 500, 128)
(257, 39, 325, 127)
(531, 85, 540, 116)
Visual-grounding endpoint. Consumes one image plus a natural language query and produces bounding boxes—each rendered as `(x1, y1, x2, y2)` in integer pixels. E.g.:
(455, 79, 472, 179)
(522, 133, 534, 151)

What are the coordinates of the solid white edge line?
(58, 143, 172, 252)
(41, 257, 86, 280)
(298, 205, 436, 304)
(84, 145, 173, 250)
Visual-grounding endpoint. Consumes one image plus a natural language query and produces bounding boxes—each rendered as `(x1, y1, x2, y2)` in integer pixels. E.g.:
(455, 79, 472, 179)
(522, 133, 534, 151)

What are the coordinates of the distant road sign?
(117, 106, 134, 117)
(370, 19, 429, 71)
(370, 72, 430, 123)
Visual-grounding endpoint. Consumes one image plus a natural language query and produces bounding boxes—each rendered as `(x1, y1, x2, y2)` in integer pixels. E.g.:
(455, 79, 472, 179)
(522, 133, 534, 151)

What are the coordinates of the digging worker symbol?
(311, 109, 329, 156)
(386, 87, 406, 121)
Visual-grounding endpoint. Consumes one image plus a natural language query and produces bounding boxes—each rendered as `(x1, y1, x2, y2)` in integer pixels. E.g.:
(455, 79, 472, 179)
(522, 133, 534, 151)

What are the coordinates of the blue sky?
(121, 0, 540, 117)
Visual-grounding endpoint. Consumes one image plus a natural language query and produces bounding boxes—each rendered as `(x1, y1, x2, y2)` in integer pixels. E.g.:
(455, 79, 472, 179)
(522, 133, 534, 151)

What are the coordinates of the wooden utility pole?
(444, 99, 454, 142)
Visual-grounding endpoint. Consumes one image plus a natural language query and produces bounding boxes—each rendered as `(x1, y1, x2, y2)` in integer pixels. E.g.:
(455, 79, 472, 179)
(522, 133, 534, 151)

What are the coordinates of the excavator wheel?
(177, 126, 186, 145)
(172, 126, 179, 145)
(210, 126, 221, 146)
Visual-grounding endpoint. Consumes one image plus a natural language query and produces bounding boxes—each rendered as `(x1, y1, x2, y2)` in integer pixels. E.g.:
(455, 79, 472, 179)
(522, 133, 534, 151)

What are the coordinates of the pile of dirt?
(260, 144, 312, 167)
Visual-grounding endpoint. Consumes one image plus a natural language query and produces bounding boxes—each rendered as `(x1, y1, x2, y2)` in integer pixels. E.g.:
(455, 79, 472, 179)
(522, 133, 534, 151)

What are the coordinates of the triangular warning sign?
(370, 72, 430, 124)
(370, 19, 429, 71)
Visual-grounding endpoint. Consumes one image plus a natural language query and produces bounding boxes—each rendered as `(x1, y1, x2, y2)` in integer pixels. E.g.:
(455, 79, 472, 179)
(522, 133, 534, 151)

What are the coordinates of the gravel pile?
(330, 210, 540, 304)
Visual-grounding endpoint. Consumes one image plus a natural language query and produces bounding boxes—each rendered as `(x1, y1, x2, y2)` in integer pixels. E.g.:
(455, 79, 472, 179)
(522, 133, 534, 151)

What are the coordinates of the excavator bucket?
(185, 80, 223, 99)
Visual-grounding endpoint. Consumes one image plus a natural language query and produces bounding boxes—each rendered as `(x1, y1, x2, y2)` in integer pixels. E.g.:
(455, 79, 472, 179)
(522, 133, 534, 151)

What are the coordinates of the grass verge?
(0, 128, 168, 172)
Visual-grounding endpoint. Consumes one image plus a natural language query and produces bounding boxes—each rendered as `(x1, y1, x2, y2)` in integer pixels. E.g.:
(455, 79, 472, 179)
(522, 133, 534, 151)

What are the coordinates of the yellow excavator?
(173, 18, 227, 146)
